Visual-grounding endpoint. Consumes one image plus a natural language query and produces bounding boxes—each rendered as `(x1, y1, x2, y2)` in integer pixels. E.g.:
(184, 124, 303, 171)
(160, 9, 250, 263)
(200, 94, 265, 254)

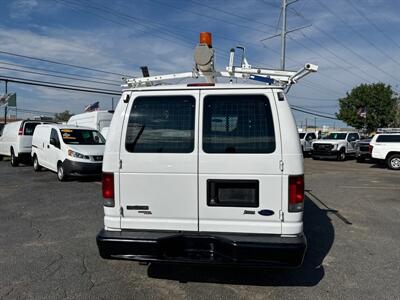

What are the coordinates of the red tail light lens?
(102, 172, 114, 207)
(368, 145, 373, 154)
(18, 126, 23, 135)
(289, 175, 304, 212)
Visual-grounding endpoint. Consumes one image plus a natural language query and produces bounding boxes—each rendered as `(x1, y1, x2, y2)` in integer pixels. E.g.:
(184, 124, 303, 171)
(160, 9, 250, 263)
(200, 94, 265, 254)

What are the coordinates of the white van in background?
(31, 124, 105, 181)
(67, 110, 114, 137)
(0, 120, 52, 166)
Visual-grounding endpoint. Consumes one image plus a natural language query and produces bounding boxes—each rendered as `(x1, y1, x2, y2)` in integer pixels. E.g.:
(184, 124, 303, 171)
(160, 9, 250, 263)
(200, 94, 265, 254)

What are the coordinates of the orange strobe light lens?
(199, 32, 212, 47)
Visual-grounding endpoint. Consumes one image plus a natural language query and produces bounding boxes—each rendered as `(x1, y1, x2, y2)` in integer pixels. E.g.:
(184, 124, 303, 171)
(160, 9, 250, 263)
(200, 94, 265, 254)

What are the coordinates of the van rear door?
(198, 89, 283, 234)
(19, 121, 40, 153)
(119, 90, 199, 231)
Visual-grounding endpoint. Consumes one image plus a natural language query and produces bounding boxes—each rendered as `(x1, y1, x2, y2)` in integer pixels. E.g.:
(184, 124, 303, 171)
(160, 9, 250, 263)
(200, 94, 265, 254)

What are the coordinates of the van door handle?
(47, 145, 50, 149)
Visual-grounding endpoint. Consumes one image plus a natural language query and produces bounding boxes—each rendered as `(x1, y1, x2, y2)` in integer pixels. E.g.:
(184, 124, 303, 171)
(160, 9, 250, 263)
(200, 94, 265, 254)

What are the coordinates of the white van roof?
(39, 124, 95, 131)
(123, 83, 284, 92)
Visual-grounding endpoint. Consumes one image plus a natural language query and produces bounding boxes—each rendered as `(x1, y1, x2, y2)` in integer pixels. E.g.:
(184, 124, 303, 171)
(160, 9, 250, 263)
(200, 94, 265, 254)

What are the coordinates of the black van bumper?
(63, 160, 102, 175)
(96, 229, 307, 268)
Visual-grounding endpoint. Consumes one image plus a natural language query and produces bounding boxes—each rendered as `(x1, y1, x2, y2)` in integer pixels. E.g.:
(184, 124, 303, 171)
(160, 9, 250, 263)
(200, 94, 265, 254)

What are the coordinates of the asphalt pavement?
(0, 158, 399, 299)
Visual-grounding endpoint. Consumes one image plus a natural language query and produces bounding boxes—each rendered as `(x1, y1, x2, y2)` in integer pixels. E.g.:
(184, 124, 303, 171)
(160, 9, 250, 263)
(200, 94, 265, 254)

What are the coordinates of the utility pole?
(261, 0, 310, 70)
(111, 97, 114, 110)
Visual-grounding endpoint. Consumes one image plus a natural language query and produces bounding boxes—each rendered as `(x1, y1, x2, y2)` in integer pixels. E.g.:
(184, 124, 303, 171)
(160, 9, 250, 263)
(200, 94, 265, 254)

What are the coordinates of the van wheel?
(387, 154, 400, 170)
(33, 155, 41, 172)
(57, 163, 68, 181)
(356, 157, 365, 163)
(337, 149, 346, 161)
(10, 149, 19, 167)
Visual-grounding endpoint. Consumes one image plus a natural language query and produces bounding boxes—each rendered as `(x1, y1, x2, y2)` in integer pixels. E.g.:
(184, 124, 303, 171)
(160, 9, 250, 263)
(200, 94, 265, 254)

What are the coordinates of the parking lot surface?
(0, 158, 399, 299)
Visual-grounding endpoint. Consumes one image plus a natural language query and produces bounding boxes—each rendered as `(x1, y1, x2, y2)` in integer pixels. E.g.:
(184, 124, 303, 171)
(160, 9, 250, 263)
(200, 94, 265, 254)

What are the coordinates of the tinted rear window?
(125, 96, 195, 153)
(23, 122, 40, 135)
(376, 135, 400, 143)
(203, 95, 275, 153)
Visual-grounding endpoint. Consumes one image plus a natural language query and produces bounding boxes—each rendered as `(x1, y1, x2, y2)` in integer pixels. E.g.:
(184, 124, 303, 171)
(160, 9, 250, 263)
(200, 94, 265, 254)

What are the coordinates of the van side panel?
(273, 92, 304, 235)
(102, 93, 131, 230)
(0, 121, 22, 157)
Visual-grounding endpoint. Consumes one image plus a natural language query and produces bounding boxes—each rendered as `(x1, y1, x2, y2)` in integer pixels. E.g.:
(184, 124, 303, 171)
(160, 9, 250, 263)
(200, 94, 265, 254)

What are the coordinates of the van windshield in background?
(60, 129, 105, 145)
(299, 133, 306, 139)
(203, 95, 275, 153)
(24, 122, 40, 135)
(125, 96, 195, 153)
(324, 133, 347, 140)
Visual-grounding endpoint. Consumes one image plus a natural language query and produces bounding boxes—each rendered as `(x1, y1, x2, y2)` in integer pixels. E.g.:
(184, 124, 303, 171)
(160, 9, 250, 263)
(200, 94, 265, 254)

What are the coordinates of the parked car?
(312, 131, 360, 161)
(299, 131, 317, 155)
(0, 120, 52, 166)
(31, 124, 105, 180)
(356, 137, 373, 163)
(370, 133, 400, 170)
(67, 110, 113, 136)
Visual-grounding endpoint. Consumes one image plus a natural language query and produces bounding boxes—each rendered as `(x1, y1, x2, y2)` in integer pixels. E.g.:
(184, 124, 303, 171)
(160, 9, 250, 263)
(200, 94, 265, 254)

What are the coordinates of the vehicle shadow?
(147, 195, 335, 286)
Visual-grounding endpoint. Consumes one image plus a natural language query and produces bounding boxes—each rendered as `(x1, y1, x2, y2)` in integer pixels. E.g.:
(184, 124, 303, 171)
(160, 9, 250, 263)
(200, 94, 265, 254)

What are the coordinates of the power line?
(0, 66, 120, 87)
(189, 0, 276, 28)
(0, 61, 121, 83)
(314, 0, 400, 69)
(0, 75, 121, 96)
(345, 0, 400, 50)
(288, 6, 399, 82)
(0, 50, 131, 77)
(292, 104, 336, 116)
(291, 106, 338, 120)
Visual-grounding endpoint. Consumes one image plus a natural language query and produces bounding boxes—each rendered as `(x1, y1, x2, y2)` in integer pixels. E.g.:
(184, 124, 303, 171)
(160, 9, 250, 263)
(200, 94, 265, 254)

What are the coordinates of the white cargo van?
(0, 120, 51, 166)
(96, 33, 317, 267)
(31, 124, 105, 181)
(67, 110, 113, 133)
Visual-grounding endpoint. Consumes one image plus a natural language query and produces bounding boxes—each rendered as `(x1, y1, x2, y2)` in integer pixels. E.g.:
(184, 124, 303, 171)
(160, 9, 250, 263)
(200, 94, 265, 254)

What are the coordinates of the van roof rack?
(377, 128, 400, 133)
(122, 32, 318, 91)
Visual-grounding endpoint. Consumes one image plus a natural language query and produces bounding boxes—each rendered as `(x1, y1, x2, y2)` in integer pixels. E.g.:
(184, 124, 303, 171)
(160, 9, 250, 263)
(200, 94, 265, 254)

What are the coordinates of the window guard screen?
(125, 96, 195, 153)
(203, 95, 275, 153)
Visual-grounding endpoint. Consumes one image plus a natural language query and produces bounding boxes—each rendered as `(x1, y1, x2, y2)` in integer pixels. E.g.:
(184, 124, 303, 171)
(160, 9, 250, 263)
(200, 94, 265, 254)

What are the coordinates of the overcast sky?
(0, 0, 399, 127)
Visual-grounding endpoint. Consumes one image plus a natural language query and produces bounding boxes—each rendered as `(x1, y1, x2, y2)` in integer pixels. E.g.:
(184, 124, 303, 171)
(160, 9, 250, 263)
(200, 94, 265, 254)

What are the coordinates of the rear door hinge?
(120, 207, 124, 217)
(279, 210, 284, 221)
(119, 159, 122, 169)
(279, 160, 284, 172)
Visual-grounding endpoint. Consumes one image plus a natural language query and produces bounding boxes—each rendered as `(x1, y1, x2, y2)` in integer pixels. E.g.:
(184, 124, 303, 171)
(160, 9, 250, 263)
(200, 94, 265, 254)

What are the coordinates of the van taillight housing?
(102, 173, 114, 207)
(18, 125, 23, 135)
(368, 145, 373, 154)
(289, 175, 304, 212)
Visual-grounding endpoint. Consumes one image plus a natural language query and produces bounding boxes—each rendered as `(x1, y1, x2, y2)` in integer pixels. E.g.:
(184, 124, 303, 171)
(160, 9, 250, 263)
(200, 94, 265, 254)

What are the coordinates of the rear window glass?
(376, 135, 400, 143)
(60, 129, 105, 145)
(324, 133, 347, 140)
(299, 133, 306, 139)
(203, 95, 275, 153)
(23, 122, 40, 135)
(125, 96, 195, 153)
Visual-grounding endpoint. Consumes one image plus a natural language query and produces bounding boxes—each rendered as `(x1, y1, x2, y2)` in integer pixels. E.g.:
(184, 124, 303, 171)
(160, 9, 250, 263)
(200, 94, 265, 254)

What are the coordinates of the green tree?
(54, 110, 74, 122)
(336, 83, 397, 133)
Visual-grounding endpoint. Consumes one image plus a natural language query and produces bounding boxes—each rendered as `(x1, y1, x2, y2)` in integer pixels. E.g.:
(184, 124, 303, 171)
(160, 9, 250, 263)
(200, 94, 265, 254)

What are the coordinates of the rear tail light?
(102, 172, 114, 207)
(18, 125, 23, 135)
(289, 175, 304, 212)
(368, 145, 373, 154)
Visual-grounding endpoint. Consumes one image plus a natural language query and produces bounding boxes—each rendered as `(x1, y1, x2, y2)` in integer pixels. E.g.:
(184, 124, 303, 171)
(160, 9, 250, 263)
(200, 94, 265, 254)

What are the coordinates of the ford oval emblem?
(258, 209, 274, 216)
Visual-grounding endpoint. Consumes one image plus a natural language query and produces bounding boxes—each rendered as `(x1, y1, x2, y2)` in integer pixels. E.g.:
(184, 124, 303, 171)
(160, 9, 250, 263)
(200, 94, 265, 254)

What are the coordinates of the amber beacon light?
(199, 32, 212, 47)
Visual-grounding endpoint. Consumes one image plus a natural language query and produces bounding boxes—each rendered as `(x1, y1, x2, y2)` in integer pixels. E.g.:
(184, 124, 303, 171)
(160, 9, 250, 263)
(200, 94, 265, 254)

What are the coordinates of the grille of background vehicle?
(359, 145, 369, 152)
(313, 144, 334, 151)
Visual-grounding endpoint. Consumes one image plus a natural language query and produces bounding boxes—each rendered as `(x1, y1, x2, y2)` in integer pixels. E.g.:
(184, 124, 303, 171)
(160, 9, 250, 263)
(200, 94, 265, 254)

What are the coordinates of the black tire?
(10, 149, 19, 167)
(337, 149, 346, 161)
(387, 154, 400, 170)
(33, 155, 41, 172)
(57, 162, 68, 181)
(356, 157, 365, 163)
(312, 156, 319, 160)
(0, 155, 3, 161)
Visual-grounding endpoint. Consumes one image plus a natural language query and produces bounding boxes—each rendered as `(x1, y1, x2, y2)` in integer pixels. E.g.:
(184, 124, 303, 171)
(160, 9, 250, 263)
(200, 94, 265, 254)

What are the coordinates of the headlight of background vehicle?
(332, 144, 338, 150)
(67, 149, 90, 160)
